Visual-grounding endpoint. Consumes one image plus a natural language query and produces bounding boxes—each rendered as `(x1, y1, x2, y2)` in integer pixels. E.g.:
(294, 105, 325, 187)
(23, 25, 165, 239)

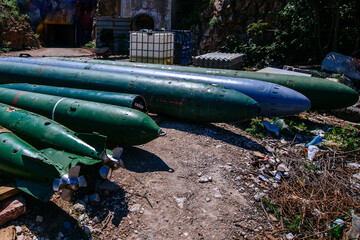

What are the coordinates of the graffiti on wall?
(18, 0, 97, 45)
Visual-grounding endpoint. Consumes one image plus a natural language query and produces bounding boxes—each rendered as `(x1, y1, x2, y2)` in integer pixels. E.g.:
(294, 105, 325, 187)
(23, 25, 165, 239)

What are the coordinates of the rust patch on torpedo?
(0, 126, 11, 133)
(6, 107, 20, 112)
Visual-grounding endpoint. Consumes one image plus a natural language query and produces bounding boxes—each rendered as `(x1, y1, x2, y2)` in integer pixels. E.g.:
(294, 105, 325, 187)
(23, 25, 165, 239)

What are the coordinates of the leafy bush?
(83, 41, 96, 48)
(0, 41, 11, 53)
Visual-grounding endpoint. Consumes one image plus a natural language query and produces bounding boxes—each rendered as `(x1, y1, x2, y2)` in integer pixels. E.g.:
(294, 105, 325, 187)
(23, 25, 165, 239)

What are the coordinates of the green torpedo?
(0, 61, 260, 122)
(0, 127, 102, 201)
(52, 58, 359, 110)
(0, 87, 163, 146)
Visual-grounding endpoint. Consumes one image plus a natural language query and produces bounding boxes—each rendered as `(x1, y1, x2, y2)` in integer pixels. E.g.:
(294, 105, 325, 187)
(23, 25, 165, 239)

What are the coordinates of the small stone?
(173, 196, 186, 209)
(134, 230, 138, 234)
(0, 196, 26, 226)
(93, 216, 100, 224)
(36, 215, 43, 223)
(129, 204, 142, 212)
(0, 226, 16, 239)
(15, 226, 22, 234)
(286, 233, 294, 239)
(89, 193, 100, 207)
(57, 232, 64, 240)
(273, 183, 279, 188)
(269, 214, 278, 222)
(79, 214, 86, 221)
(183, 232, 189, 236)
(254, 192, 265, 202)
(213, 188, 222, 199)
(84, 226, 93, 234)
(73, 202, 86, 212)
(206, 198, 211, 202)
(17, 235, 25, 240)
(199, 176, 212, 183)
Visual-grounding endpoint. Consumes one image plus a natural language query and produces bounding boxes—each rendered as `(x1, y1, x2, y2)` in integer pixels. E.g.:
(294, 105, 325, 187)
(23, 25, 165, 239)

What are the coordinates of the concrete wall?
(121, 0, 172, 29)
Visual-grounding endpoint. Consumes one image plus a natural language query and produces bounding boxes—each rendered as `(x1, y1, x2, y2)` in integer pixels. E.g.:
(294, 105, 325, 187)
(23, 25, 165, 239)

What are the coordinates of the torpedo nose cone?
(261, 85, 311, 117)
(247, 98, 261, 119)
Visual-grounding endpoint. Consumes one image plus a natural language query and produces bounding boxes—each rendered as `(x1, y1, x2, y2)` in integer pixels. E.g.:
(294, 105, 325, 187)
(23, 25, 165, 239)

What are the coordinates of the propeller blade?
(77, 176, 87, 187)
(68, 165, 81, 178)
(60, 189, 73, 201)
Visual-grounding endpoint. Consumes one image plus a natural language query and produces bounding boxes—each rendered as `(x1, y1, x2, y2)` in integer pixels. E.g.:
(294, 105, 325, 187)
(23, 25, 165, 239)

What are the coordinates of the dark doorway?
(131, 14, 155, 31)
(46, 24, 75, 47)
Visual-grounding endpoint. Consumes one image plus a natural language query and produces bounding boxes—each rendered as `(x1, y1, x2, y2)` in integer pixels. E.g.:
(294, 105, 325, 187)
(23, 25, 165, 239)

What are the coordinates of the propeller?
(52, 165, 88, 201)
(102, 147, 125, 171)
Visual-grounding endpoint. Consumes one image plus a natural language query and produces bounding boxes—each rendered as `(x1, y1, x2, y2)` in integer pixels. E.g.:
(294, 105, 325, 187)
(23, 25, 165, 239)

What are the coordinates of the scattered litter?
(274, 172, 281, 182)
(346, 213, 360, 239)
(285, 233, 294, 239)
(263, 121, 279, 136)
(254, 192, 265, 202)
(310, 129, 325, 137)
(347, 163, 360, 169)
(258, 175, 270, 183)
(307, 145, 319, 161)
(352, 172, 360, 181)
(306, 136, 323, 148)
(277, 164, 289, 172)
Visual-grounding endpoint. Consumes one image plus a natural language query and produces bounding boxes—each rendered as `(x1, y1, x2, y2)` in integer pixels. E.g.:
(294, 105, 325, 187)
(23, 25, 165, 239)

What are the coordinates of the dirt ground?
(0, 49, 359, 240)
(0, 48, 94, 58)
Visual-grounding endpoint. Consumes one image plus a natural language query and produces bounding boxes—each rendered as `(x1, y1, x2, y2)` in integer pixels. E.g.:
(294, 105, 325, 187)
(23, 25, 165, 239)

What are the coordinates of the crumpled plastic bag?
(346, 213, 360, 239)
(322, 52, 360, 85)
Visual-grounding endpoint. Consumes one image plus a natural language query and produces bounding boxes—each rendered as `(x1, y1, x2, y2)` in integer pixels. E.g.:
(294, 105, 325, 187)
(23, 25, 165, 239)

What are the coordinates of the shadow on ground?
(121, 146, 174, 173)
(158, 120, 269, 153)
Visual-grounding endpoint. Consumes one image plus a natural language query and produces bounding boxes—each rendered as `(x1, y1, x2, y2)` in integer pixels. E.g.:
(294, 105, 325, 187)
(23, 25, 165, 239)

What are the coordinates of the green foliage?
(325, 125, 359, 153)
(0, 41, 11, 53)
(218, 0, 360, 67)
(209, 17, 220, 28)
(247, 20, 269, 36)
(83, 41, 96, 48)
(289, 215, 302, 231)
(275, 0, 360, 63)
(209, 0, 214, 6)
(303, 162, 318, 171)
(1, 0, 20, 21)
(262, 196, 280, 219)
(245, 118, 265, 139)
